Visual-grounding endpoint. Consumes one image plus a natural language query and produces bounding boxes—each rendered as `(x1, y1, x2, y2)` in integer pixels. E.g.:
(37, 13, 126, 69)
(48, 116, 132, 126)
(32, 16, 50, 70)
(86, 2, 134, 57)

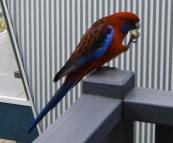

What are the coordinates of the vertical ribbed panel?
(4, 0, 173, 142)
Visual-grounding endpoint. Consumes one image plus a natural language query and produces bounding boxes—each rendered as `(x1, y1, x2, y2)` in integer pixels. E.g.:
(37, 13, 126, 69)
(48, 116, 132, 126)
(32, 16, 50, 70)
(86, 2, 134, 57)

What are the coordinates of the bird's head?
(109, 12, 140, 34)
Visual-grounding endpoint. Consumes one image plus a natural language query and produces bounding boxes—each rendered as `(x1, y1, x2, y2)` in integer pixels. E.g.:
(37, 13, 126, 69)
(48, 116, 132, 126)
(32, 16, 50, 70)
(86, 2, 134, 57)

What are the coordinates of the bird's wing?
(53, 22, 114, 82)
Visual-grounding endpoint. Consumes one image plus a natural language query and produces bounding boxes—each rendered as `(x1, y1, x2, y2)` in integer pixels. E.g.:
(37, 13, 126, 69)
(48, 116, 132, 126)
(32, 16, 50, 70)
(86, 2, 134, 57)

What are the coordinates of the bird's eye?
(126, 19, 135, 28)
(126, 18, 130, 21)
(126, 18, 132, 24)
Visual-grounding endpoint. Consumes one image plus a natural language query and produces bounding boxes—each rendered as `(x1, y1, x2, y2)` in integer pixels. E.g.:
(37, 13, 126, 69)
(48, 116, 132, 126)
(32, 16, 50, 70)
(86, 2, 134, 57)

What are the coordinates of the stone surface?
(124, 87, 173, 126)
(0, 139, 5, 143)
(83, 67, 135, 98)
(34, 94, 122, 143)
(3, 140, 16, 143)
(0, 138, 16, 143)
(0, 74, 25, 98)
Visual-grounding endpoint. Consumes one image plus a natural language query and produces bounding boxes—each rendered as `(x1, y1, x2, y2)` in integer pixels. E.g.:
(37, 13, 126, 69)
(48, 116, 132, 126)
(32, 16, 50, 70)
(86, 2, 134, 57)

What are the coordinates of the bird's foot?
(128, 30, 140, 46)
(96, 66, 118, 71)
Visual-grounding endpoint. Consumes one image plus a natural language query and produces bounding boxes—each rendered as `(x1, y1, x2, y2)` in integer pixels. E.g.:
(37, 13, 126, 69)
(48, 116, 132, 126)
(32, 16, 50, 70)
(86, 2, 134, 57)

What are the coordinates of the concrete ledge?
(33, 94, 122, 143)
(0, 30, 7, 36)
(83, 67, 135, 98)
(123, 87, 173, 126)
(0, 96, 30, 106)
(32, 69, 173, 143)
(0, 74, 27, 99)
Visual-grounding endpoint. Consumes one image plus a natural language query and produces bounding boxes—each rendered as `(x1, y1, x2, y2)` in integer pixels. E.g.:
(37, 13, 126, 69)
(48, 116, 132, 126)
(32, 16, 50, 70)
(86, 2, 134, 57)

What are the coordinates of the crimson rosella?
(27, 11, 140, 133)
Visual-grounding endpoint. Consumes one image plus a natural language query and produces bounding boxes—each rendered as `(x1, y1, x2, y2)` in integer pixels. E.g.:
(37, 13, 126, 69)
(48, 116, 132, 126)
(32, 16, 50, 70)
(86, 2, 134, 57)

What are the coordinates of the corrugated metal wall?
(2, 0, 173, 142)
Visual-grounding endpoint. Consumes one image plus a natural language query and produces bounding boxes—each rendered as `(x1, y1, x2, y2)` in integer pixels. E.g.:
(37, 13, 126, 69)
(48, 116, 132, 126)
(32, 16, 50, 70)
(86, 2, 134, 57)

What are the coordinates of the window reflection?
(0, 5, 26, 143)
(0, 3, 18, 75)
(0, 4, 7, 33)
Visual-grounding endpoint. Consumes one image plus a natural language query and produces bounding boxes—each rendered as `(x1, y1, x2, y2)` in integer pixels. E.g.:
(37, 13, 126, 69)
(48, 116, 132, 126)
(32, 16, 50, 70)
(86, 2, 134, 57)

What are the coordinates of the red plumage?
(28, 12, 140, 133)
(55, 12, 140, 85)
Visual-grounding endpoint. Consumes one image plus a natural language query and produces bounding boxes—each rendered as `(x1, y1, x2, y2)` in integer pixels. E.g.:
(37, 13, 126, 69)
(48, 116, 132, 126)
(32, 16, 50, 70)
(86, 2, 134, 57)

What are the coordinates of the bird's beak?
(128, 22, 140, 46)
(135, 22, 140, 30)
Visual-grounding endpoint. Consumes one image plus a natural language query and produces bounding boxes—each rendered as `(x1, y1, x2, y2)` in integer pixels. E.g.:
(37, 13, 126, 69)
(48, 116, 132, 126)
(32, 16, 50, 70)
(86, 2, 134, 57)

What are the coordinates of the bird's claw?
(128, 30, 140, 46)
(131, 39, 137, 43)
(96, 66, 117, 71)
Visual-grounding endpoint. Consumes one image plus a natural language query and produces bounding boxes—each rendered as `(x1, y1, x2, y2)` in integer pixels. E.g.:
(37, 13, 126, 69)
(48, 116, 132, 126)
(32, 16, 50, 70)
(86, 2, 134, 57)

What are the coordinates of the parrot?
(27, 11, 140, 133)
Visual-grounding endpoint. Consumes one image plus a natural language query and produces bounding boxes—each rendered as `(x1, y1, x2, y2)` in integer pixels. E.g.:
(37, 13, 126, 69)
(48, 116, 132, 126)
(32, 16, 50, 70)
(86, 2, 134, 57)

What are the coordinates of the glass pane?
(0, 4, 27, 99)
(0, 3, 26, 99)
(0, 3, 27, 142)
(0, 4, 7, 33)
(0, 3, 18, 76)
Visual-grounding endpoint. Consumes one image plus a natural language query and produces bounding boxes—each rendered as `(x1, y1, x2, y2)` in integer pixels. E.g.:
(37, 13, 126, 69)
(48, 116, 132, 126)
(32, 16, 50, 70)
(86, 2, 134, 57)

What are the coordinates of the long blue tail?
(27, 80, 76, 134)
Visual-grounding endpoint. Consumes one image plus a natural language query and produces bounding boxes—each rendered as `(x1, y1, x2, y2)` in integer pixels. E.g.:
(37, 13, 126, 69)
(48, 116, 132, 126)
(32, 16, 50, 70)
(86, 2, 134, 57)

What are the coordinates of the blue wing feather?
(77, 26, 114, 64)
(53, 25, 114, 82)
(28, 25, 114, 133)
(92, 26, 114, 59)
(27, 80, 76, 133)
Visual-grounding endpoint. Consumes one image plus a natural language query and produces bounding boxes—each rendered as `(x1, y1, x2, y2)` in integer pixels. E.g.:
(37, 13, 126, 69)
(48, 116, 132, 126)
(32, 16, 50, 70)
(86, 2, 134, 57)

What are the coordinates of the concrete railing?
(33, 67, 173, 143)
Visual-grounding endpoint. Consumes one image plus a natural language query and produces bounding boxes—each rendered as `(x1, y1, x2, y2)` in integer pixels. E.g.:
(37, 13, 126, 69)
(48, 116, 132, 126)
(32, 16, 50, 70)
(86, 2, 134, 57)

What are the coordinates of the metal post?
(102, 120, 134, 143)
